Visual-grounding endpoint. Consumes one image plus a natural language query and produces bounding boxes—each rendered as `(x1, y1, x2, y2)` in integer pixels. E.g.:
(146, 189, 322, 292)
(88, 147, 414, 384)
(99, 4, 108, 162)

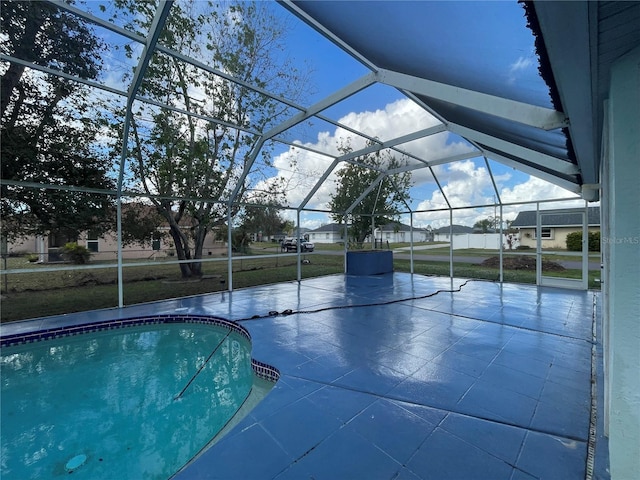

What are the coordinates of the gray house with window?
(511, 206, 600, 249)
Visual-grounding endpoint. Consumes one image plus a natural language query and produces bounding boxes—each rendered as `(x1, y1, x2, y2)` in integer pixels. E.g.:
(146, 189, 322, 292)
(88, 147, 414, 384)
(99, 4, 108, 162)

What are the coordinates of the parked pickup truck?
(281, 238, 314, 252)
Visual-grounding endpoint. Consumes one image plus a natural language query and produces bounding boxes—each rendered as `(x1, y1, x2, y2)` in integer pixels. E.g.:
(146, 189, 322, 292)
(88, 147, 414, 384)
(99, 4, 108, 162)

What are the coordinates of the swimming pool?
(0, 315, 279, 479)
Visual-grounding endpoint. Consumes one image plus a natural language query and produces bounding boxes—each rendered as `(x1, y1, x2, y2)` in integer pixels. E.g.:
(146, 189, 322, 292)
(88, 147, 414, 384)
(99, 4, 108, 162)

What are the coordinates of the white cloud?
(412, 164, 585, 229)
(510, 56, 534, 73)
(258, 97, 587, 230)
(500, 176, 580, 205)
(259, 98, 479, 227)
(507, 52, 536, 84)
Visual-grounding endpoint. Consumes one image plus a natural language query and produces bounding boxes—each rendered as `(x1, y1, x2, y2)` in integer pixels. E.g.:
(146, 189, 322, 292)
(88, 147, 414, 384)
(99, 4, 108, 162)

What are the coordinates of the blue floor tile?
(479, 362, 547, 399)
(516, 430, 587, 480)
(431, 348, 491, 378)
(274, 426, 402, 480)
(390, 362, 477, 410)
(457, 381, 538, 427)
(492, 349, 553, 379)
(407, 427, 515, 480)
(4, 273, 603, 480)
(305, 384, 377, 424)
(174, 423, 292, 480)
(259, 397, 343, 460)
(440, 412, 526, 466)
(332, 363, 408, 396)
(348, 398, 440, 464)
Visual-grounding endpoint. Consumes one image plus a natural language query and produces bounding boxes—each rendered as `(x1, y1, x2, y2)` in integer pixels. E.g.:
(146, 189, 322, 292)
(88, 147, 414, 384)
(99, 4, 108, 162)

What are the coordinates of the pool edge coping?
(0, 314, 280, 383)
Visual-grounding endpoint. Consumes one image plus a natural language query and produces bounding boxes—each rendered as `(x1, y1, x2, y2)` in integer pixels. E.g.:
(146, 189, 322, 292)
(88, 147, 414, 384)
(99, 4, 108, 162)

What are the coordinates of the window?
(152, 232, 161, 251)
(49, 232, 74, 248)
(534, 228, 553, 239)
(87, 231, 99, 252)
(325, 233, 329, 239)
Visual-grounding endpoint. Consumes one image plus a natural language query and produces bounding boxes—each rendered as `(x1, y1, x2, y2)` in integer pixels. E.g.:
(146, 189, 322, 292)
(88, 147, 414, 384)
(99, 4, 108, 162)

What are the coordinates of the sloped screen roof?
(3, 0, 608, 244)
(284, 0, 580, 195)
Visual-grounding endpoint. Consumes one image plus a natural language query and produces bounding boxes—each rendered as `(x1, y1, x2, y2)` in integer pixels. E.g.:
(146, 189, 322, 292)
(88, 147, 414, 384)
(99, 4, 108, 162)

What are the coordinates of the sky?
(258, 1, 586, 230)
(70, 0, 587, 231)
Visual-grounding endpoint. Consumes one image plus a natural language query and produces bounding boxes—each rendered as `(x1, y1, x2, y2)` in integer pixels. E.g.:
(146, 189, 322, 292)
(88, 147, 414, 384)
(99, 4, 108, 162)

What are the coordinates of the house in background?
(368, 222, 431, 244)
(306, 223, 345, 244)
(432, 224, 474, 242)
(4, 204, 227, 262)
(511, 206, 600, 249)
(6, 227, 226, 263)
(307, 222, 433, 244)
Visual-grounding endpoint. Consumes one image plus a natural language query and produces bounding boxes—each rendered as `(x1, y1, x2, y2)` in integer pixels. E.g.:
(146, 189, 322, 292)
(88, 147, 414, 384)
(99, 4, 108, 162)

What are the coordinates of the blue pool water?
(1, 320, 276, 479)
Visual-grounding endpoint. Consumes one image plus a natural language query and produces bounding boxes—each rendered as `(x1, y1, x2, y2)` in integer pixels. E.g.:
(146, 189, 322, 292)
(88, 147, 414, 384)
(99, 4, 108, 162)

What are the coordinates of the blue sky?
(260, 1, 584, 230)
(76, 0, 585, 230)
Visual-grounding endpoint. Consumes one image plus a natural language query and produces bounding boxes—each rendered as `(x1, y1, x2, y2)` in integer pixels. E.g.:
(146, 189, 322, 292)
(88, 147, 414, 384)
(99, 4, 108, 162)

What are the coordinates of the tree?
(473, 217, 500, 233)
(241, 201, 289, 241)
(281, 220, 295, 237)
(112, 0, 308, 278)
(120, 203, 167, 248)
(0, 1, 114, 242)
(329, 140, 412, 245)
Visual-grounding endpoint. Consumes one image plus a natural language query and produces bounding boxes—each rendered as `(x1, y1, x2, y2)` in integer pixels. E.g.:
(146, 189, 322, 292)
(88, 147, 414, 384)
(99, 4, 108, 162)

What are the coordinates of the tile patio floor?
(1, 273, 610, 479)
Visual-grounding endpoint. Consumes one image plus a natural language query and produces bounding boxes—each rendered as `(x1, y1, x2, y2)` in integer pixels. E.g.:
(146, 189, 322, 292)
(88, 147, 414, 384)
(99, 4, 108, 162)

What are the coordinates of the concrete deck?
(1, 273, 610, 479)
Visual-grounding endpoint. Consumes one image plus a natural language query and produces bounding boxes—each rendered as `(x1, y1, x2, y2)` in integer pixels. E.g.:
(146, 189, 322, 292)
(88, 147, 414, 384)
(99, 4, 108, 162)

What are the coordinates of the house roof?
(433, 225, 475, 234)
(308, 222, 426, 233)
(307, 223, 345, 233)
(376, 222, 426, 232)
(511, 206, 600, 228)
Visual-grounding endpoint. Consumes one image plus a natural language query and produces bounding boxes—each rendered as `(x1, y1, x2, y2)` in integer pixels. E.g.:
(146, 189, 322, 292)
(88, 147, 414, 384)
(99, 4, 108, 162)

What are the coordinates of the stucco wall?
(7, 230, 225, 262)
(602, 45, 640, 480)
(518, 226, 600, 249)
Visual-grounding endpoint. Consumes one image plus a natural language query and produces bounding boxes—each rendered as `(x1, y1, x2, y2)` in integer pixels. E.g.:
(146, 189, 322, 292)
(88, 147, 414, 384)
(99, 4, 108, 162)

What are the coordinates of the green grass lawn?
(0, 254, 345, 323)
(0, 249, 600, 323)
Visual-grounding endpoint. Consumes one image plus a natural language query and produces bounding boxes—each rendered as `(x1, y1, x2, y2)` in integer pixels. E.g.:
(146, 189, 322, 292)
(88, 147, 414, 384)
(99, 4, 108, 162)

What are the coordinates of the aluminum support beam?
(344, 174, 386, 216)
(482, 150, 581, 194)
(448, 123, 580, 176)
(378, 69, 569, 131)
(229, 73, 377, 206)
(115, 1, 173, 308)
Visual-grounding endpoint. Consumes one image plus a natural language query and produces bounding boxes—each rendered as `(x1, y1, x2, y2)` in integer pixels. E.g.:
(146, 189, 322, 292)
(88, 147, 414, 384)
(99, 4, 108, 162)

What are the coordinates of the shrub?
(589, 231, 601, 252)
(566, 231, 582, 251)
(61, 242, 91, 264)
(26, 253, 39, 263)
(566, 231, 601, 252)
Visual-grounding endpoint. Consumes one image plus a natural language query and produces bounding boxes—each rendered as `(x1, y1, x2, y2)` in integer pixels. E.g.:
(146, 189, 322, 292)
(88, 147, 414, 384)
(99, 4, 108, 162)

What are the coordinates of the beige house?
(5, 204, 225, 263)
(7, 228, 225, 263)
(512, 206, 600, 249)
(6, 232, 153, 262)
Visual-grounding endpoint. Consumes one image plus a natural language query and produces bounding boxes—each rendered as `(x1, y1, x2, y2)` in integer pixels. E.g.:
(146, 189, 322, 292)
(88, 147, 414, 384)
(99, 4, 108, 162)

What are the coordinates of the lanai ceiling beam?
(485, 151, 581, 194)
(228, 73, 376, 205)
(448, 123, 580, 176)
(377, 69, 569, 131)
(344, 174, 386, 216)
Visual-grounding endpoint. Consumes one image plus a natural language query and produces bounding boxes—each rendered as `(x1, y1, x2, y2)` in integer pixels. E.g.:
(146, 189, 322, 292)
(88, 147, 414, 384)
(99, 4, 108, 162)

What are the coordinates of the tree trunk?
(168, 223, 206, 278)
(1, 2, 47, 119)
(1, 63, 26, 120)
